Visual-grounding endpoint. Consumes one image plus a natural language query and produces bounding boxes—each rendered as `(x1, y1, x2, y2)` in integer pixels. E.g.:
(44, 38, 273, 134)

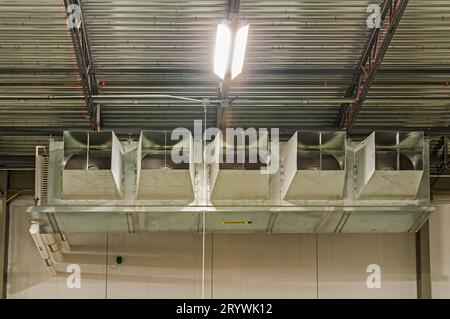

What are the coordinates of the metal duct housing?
(62, 131, 123, 199)
(209, 131, 271, 203)
(28, 130, 432, 235)
(281, 131, 346, 200)
(355, 131, 425, 199)
(136, 131, 195, 202)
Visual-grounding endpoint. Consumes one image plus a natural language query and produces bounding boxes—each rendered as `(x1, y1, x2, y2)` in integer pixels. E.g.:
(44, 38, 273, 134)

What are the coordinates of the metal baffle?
(136, 131, 195, 203)
(355, 131, 425, 199)
(281, 131, 346, 201)
(209, 130, 271, 203)
(62, 131, 123, 199)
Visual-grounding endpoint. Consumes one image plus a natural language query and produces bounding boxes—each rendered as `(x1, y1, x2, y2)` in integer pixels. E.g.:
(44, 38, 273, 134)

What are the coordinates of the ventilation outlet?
(62, 131, 123, 199)
(281, 131, 346, 200)
(209, 131, 271, 203)
(136, 131, 195, 202)
(355, 131, 424, 199)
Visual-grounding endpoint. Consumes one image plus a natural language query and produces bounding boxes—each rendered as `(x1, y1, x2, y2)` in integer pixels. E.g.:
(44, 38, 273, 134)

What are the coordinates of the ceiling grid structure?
(0, 0, 450, 171)
(353, 0, 450, 130)
(226, 0, 373, 129)
(0, 0, 91, 130)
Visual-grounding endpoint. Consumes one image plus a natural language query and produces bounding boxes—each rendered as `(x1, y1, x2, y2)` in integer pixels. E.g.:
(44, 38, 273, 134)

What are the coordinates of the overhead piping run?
(6, 189, 33, 204)
(0, 94, 220, 103)
(63, 0, 100, 131)
(336, 0, 410, 133)
(91, 94, 220, 104)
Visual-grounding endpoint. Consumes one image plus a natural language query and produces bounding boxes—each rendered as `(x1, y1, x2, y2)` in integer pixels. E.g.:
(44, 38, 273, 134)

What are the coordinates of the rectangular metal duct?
(136, 131, 195, 202)
(209, 131, 270, 203)
(281, 131, 346, 200)
(62, 131, 123, 199)
(355, 131, 424, 199)
(28, 130, 432, 235)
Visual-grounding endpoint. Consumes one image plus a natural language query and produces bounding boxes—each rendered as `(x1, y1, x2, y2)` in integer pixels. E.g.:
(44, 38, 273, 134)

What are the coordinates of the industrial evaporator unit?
(28, 130, 433, 237)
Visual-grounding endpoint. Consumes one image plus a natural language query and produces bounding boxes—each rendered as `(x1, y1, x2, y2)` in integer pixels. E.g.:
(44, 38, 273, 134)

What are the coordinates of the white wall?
(211, 234, 317, 298)
(429, 203, 450, 298)
(7, 198, 418, 299)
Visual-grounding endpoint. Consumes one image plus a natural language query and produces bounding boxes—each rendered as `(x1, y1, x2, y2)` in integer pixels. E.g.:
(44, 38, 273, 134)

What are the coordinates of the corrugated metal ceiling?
(1, 0, 450, 172)
(356, 0, 450, 130)
(0, 0, 91, 131)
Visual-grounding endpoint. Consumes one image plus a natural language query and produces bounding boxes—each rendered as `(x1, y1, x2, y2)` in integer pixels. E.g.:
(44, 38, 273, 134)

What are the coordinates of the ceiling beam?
(216, 0, 241, 131)
(63, 0, 100, 131)
(336, 0, 410, 133)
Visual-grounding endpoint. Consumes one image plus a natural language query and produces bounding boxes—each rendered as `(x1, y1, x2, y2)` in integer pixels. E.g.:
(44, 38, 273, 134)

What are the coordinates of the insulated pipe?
(58, 232, 71, 252)
(29, 223, 57, 277)
(41, 233, 64, 263)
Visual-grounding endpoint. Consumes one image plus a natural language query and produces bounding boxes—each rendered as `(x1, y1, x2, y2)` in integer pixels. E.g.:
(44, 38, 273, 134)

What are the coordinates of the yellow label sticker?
(220, 220, 252, 225)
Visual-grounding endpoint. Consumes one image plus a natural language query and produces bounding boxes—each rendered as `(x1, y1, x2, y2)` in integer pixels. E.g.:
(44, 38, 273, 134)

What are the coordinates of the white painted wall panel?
(104, 233, 207, 299)
(211, 234, 317, 298)
(317, 234, 417, 299)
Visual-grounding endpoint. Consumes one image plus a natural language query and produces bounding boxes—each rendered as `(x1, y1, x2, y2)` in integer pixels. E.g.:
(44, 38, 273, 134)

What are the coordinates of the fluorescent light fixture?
(231, 24, 249, 79)
(213, 23, 232, 80)
(213, 22, 249, 80)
